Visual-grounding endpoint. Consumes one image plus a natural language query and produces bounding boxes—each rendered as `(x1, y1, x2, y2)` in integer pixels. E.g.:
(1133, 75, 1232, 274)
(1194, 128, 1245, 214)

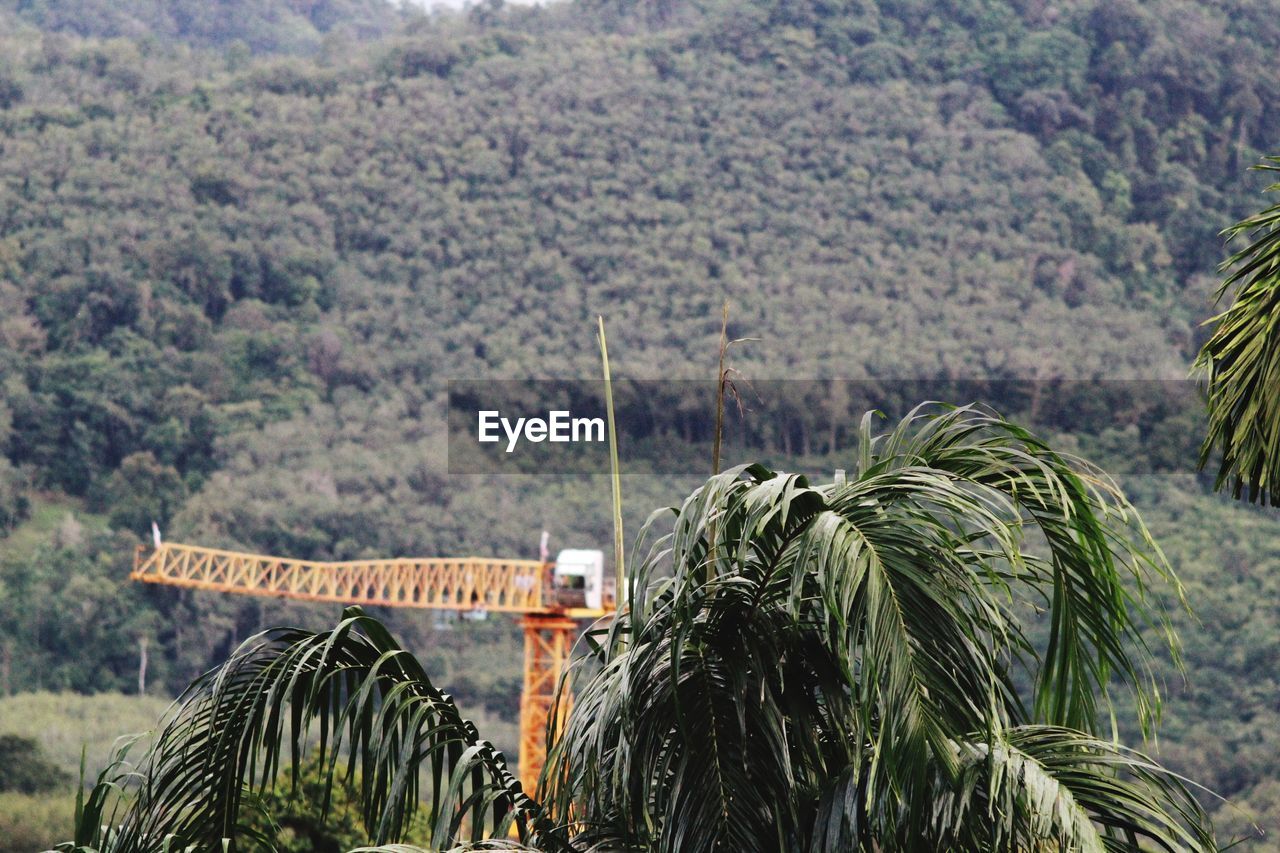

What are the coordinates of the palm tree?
(1196, 156, 1280, 505)
(60, 406, 1217, 852)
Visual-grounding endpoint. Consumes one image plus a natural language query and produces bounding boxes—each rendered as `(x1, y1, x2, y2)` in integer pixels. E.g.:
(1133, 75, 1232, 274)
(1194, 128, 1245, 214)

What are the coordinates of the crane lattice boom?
(131, 541, 613, 793)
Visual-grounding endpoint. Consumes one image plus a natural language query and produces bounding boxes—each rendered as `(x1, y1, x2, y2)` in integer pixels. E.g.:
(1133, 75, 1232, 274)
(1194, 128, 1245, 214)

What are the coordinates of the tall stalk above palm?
(62, 404, 1217, 852)
(1196, 156, 1280, 505)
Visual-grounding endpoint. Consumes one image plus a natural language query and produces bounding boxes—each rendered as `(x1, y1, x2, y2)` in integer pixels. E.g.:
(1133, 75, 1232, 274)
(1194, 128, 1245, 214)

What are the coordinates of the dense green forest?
(1, 0, 1279, 847)
(1, 0, 401, 53)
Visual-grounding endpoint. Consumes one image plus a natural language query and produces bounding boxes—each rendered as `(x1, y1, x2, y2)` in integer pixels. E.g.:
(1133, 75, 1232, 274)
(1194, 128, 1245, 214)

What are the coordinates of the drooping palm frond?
(59, 607, 543, 853)
(541, 404, 1213, 852)
(929, 727, 1216, 853)
(1196, 156, 1280, 505)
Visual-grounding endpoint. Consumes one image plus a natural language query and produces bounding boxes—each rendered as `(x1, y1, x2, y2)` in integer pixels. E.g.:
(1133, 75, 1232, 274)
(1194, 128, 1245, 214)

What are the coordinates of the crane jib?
(130, 541, 615, 794)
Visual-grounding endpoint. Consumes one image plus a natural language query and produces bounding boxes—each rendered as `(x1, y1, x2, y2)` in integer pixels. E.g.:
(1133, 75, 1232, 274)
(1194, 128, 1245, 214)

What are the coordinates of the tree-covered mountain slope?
(1, 0, 401, 54)
(2, 0, 1280, 846)
(2, 0, 1276, 503)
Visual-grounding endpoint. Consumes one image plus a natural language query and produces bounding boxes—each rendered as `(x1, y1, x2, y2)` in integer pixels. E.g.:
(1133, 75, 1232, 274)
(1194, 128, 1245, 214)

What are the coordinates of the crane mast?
(132, 541, 613, 793)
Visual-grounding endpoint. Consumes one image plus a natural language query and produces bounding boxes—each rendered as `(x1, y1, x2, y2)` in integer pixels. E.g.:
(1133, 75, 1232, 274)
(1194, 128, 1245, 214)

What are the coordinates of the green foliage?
(0, 733, 69, 793)
(1109, 485, 1280, 804)
(0, 0, 1276, 845)
(238, 757, 382, 853)
(546, 406, 1212, 850)
(64, 609, 538, 852)
(0, 457, 29, 534)
(1196, 157, 1280, 505)
(0, 691, 170, 781)
(0, 0, 402, 54)
(0, 529, 165, 694)
(0, 790, 76, 853)
(987, 28, 1090, 103)
(63, 409, 1218, 851)
(96, 451, 188, 535)
(0, 0, 1272, 506)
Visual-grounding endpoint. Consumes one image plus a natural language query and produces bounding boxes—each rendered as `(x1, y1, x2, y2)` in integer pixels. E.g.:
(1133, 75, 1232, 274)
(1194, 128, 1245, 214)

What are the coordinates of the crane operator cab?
(551, 549, 606, 611)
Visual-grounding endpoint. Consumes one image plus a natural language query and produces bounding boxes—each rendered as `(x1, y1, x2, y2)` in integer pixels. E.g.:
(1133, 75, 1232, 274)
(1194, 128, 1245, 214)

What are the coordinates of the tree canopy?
(2, 0, 1279, 846)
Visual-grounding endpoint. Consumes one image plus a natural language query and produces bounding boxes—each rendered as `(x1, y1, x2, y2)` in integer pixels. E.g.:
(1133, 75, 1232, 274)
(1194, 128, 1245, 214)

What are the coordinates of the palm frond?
(65, 606, 543, 853)
(933, 726, 1216, 853)
(542, 404, 1212, 851)
(1196, 156, 1280, 504)
(849, 403, 1180, 735)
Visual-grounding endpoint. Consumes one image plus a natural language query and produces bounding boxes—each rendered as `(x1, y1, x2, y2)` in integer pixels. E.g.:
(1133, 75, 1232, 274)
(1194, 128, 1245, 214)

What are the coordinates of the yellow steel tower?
(131, 541, 613, 793)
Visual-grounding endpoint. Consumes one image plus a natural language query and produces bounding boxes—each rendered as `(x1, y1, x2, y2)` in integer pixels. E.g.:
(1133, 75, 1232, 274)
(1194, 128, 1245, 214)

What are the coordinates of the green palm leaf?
(61, 607, 542, 853)
(542, 404, 1213, 851)
(928, 726, 1215, 852)
(1196, 156, 1280, 504)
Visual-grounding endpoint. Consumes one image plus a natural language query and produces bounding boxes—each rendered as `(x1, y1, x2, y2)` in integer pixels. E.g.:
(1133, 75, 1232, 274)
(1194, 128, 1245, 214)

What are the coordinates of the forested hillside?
(1, 0, 1279, 847)
(1, 0, 400, 53)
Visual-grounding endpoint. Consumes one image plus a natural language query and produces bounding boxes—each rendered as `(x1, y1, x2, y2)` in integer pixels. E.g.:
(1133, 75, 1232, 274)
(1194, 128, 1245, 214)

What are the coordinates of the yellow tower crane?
(131, 540, 614, 793)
